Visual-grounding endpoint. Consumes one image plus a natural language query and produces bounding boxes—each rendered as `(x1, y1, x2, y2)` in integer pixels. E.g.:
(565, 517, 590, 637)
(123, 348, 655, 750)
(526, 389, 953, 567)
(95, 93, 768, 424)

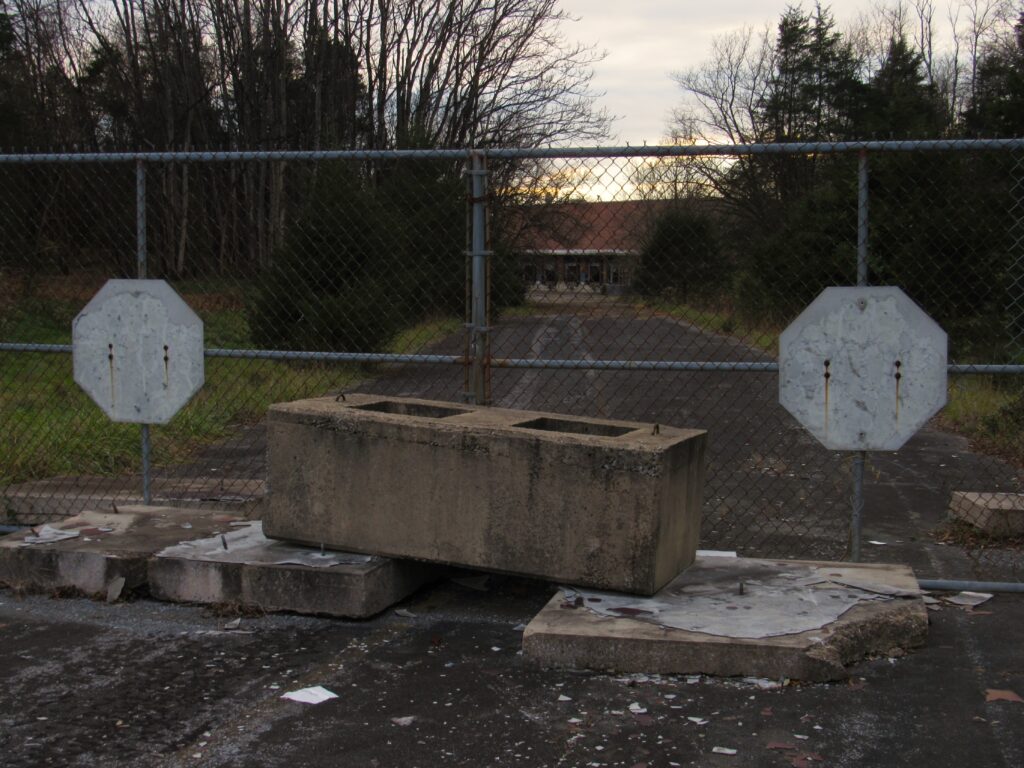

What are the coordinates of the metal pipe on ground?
(919, 579, 1024, 593)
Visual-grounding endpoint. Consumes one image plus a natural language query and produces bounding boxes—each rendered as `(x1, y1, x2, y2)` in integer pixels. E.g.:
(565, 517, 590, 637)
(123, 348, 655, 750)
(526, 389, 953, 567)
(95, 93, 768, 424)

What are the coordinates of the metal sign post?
(72, 279, 205, 504)
(779, 286, 948, 560)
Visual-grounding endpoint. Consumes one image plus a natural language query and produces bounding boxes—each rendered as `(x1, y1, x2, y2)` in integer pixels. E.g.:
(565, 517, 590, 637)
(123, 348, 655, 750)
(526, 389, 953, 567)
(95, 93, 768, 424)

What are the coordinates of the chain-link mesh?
(1, 144, 1021, 579)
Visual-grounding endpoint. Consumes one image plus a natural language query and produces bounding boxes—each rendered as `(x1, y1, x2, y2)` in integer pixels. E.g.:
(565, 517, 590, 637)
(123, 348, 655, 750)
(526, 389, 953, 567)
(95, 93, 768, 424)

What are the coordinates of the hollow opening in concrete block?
(512, 417, 633, 438)
(354, 400, 469, 419)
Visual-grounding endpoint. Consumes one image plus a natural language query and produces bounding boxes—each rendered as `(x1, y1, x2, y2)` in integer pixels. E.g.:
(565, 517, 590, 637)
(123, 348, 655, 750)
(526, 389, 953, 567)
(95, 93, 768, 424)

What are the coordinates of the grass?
(634, 297, 780, 354)
(938, 375, 1024, 466)
(0, 351, 362, 487)
(386, 316, 462, 354)
(0, 287, 464, 488)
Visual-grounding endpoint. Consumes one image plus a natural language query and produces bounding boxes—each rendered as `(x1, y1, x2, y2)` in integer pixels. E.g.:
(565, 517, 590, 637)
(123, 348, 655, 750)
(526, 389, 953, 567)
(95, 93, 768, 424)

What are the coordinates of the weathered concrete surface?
(264, 394, 706, 595)
(150, 522, 441, 618)
(523, 557, 928, 682)
(0, 506, 239, 597)
(2, 581, 1021, 768)
(949, 491, 1024, 537)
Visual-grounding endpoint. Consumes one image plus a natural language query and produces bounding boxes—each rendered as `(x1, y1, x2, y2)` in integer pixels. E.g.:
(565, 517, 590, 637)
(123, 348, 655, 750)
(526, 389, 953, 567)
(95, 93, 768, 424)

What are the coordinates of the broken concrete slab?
(949, 491, 1024, 537)
(149, 521, 441, 618)
(0, 506, 240, 598)
(522, 556, 928, 682)
(264, 394, 706, 595)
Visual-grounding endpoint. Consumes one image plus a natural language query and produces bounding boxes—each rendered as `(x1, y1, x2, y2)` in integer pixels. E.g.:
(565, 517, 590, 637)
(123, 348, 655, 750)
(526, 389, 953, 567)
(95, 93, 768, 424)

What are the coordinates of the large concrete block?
(264, 394, 707, 595)
(149, 521, 440, 618)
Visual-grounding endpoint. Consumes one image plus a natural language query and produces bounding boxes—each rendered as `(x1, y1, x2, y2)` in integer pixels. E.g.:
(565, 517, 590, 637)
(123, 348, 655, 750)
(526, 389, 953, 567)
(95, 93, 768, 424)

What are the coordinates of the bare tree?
(669, 25, 776, 146)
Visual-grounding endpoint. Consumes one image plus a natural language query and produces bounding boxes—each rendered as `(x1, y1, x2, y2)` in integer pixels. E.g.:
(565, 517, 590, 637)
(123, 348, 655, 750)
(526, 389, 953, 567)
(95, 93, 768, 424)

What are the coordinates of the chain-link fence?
(1, 142, 1022, 580)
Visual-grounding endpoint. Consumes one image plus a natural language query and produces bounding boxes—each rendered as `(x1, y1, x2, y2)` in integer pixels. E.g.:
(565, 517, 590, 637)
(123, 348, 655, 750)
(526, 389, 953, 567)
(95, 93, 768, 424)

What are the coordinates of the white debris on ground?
(279, 686, 338, 704)
(20, 525, 80, 545)
(941, 591, 994, 608)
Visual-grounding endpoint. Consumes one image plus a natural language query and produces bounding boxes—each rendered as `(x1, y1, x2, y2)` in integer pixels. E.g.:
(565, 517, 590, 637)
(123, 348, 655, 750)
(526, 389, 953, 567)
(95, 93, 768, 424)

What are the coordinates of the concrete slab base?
(949, 491, 1024, 536)
(149, 521, 441, 618)
(0, 506, 241, 598)
(522, 556, 928, 682)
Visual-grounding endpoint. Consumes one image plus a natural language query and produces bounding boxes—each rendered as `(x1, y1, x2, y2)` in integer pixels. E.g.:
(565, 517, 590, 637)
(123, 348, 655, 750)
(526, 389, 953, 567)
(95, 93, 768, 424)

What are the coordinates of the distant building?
(504, 200, 674, 294)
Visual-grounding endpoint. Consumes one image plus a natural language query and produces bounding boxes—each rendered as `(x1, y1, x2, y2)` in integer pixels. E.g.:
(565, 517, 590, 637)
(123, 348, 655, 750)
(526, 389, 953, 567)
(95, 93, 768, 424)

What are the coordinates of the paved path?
(2, 582, 1022, 767)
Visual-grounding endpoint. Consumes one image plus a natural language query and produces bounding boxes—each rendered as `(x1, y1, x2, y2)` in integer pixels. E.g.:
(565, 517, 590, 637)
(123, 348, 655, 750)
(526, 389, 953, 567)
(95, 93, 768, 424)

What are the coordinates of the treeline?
(0, 0, 609, 350)
(0, 0, 608, 151)
(636, 2, 1024, 360)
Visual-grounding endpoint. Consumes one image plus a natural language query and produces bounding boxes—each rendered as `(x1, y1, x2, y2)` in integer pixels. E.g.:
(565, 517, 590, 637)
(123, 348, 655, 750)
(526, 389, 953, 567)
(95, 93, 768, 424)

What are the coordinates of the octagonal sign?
(73, 280, 204, 424)
(779, 287, 947, 451)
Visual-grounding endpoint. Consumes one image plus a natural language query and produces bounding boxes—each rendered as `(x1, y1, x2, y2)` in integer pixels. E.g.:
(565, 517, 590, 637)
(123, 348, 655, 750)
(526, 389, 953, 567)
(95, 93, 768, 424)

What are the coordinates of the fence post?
(468, 150, 491, 405)
(850, 150, 870, 561)
(136, 159, 151, 505)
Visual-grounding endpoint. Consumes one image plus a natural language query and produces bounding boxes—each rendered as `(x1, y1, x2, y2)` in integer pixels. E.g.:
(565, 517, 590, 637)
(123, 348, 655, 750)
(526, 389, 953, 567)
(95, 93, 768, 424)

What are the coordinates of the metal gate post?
(850, 150, 870, 561)
(136, 159, 151, 504)
(468, 151, 491, 405)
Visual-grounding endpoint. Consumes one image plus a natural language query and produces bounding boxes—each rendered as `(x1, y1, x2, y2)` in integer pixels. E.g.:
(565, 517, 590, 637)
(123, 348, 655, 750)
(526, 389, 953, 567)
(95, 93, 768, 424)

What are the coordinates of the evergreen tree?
(862, 35, 946, 137)
(964, 13, 1024, 135)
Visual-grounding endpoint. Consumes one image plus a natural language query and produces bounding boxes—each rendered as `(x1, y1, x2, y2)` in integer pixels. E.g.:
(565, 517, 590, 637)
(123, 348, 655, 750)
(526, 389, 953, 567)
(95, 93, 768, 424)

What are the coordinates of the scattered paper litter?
(223, 618, 241, 631)
(105, 576, 126, 603)
(21, 525, 79, 545)
(558, 695, 572, 702)
(743, 677, 782, 690)
(793, 734, 810, 740)
(390, 716, 416, 726)
(394, 608, 416, 618)
(280, 686, 338, 705)
(513, 623, 527, 632)
(867, 540, 889, 545)
(156, 522, 375, 568)
(942, 591, 993, 608)
(451, 574, 490, 591)
(696, 549, 738, 558)
(712, 747, 737, 756)
(628, 702, 647, 714)
(687, 717, 709, 725)
(568, 718, 583, 724)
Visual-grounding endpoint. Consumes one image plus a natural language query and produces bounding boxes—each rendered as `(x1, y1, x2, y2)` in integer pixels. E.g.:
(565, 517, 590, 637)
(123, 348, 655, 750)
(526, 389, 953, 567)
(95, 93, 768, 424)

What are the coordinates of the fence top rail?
(1, 138, 1023, 163)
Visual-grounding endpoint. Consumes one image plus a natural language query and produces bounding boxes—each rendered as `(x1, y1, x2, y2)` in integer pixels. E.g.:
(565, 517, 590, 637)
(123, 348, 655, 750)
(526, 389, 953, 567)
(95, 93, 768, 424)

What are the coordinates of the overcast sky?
(557, 1, 881, 145)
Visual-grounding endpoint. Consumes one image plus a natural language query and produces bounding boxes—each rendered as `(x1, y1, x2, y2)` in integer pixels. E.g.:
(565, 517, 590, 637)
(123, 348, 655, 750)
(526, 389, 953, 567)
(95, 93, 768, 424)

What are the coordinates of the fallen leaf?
(610, 606, 654, 617)
(760, 707, 774, 717)
(985, 689, 1023, 704)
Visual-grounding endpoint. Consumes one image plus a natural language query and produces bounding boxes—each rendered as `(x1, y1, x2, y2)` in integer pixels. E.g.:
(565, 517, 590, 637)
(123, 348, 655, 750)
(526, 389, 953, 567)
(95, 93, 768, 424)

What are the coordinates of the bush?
(248, 163, 524, 353)
(633, 206, 728, 303)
